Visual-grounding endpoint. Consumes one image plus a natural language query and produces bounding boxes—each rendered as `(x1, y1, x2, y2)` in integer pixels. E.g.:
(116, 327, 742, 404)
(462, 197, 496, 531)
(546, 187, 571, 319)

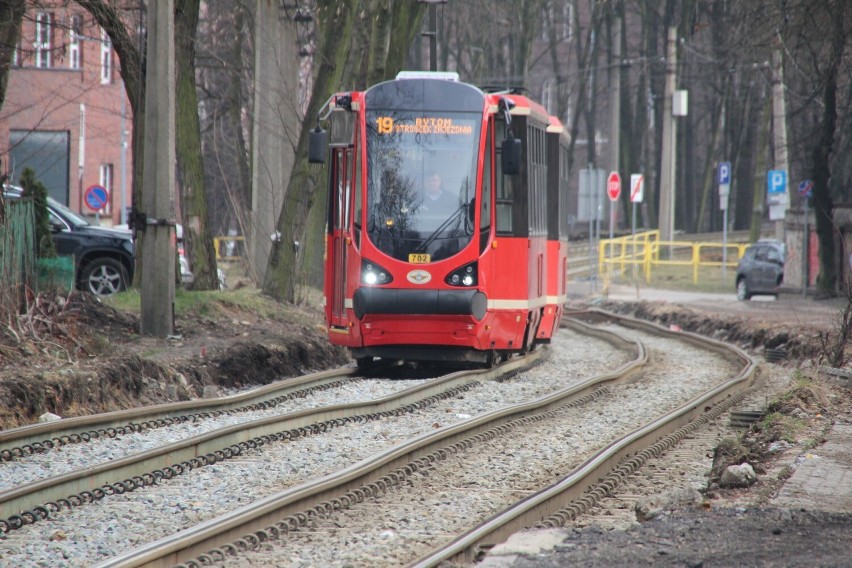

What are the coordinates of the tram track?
(0, 318, 636, 567)
(0, 311, 754, 567)
(92, 312, 750, 567)
(0, 351, 542, 531)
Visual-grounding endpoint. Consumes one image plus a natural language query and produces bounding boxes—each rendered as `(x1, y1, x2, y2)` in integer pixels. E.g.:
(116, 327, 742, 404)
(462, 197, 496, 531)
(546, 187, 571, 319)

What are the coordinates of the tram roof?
(365, 76, 485, 112)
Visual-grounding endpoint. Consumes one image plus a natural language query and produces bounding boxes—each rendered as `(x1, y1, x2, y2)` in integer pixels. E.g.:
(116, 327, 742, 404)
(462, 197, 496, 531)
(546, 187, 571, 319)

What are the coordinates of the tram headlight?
(445, 261, 478, 287)
(361, 259, 393, 285)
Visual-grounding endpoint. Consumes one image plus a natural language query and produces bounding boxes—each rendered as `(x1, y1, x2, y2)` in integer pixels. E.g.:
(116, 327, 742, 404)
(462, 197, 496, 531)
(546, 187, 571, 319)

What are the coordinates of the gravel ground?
(0, 327, 632, 566)
(216, 322, 738, 566)
(476, 286, 852, 568)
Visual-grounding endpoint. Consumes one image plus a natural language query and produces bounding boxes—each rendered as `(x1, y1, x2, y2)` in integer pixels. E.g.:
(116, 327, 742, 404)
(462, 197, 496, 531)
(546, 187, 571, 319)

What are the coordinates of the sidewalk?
(567, 280, 845, 330)
(771, 423, 852, 512)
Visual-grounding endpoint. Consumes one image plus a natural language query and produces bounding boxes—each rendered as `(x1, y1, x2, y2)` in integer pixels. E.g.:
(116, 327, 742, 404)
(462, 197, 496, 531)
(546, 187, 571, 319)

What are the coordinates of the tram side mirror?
(308, 126, 327, 164)
(501, 137, 521, 176)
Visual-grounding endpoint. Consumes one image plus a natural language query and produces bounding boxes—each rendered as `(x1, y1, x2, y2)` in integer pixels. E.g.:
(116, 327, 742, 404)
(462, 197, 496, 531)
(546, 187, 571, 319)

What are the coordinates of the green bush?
(19, 167, 57, 259)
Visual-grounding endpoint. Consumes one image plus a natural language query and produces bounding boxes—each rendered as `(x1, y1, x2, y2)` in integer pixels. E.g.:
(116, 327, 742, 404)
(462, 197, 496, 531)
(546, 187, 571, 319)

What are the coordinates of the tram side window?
(527, 124, 546, 237)
(480, 121, 493, 253)
(353, 131, 362, 248)
(495, 121, 513, 235)
(559, 144, 570, 238)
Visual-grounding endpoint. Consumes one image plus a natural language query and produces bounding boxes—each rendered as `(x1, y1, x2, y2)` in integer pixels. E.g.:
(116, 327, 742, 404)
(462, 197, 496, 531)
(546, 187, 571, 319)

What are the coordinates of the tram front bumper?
(353, 287, 487, 321)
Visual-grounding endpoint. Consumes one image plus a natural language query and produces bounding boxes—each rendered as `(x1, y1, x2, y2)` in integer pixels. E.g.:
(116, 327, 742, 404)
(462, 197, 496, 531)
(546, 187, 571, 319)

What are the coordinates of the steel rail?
(95, 319, 646, 568)
(408, 310, 757, 566)
(0, 346, 556, 526)
(0, 366, 359, 452)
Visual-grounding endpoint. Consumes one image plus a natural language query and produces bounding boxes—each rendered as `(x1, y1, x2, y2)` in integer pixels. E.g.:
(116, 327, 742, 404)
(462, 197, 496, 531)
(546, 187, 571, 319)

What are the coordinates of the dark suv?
(3, 185, 134, 296)
(735, 240, 785, 301)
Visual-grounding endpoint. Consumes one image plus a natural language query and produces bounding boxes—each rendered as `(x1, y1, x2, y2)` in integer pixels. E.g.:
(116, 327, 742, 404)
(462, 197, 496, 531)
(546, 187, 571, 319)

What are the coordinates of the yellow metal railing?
(598, 230, 659, 282)
(213, 236, 246, 261)
(599, 232, 750, 285)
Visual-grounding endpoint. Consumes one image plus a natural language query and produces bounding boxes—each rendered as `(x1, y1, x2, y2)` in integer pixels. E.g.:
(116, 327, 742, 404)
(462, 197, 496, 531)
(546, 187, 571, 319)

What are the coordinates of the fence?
(598, 230, 751, 285)
(0, 198, 36, 313)
(213, 236, 246, 261)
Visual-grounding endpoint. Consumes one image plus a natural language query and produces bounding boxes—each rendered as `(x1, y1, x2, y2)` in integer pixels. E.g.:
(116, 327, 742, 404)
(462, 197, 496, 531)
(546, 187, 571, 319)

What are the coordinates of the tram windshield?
(365, 110, 481, 263)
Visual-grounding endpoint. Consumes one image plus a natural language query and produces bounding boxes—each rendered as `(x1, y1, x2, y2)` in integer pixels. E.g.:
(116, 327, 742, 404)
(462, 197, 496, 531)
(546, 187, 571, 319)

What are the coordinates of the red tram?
(310, 71, 569, 367)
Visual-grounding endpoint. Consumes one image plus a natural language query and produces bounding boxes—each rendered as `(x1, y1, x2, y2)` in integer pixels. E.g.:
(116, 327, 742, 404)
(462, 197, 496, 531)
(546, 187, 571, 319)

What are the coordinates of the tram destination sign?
(374, 116, 475, 136)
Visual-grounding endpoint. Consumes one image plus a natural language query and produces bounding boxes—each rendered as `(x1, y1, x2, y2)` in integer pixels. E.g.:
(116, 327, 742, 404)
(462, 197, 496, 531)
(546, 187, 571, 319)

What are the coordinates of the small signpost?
(629, 174, 644, 281)
(798, 180, 813, 297)
(607, 171, 621, 201)
(718, 162, 731, 280)
(607, 171, 620, 241)
(84, 184, 109, 224)
(767, 169, 788, 221)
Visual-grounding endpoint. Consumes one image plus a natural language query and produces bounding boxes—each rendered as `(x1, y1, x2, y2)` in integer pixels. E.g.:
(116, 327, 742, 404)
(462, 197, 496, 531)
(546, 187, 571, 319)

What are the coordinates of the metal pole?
(802, 198, 809, 297)
(658, 27, 677, 246)
(429, 3, 437, 71)
(586, 168, 593, 295)
(120, 94, 127, 226)
(771, 42, 789, 242)
(78, 103, 85, 211)
(722, 205, 728, 283)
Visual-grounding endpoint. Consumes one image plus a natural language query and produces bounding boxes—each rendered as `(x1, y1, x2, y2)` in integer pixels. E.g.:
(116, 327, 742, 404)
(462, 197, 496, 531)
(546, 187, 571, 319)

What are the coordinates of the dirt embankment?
(0, 292, 348, 430)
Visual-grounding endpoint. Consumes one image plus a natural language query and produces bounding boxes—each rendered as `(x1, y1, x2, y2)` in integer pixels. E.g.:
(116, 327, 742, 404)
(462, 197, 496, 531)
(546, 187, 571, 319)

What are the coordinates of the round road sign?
(607, 171, 621, 202)
(84, 185, 109, 212)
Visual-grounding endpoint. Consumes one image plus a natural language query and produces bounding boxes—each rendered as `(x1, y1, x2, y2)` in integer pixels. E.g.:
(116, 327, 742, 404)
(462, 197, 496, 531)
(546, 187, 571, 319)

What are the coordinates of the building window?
(69, 14, 82, 70)
(100, 28, 112, 84)
(35, 12, 52, 68)
(100, 164, 113, 215)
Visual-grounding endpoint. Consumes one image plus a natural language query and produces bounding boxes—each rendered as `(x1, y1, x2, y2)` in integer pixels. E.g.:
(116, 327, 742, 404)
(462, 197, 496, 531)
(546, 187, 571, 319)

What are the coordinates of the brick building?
(1, 2, 133, 227)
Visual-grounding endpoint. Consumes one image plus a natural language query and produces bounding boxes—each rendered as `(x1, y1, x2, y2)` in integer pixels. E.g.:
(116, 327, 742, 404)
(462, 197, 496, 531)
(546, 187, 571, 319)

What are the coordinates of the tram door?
(329, 148, 353, 327)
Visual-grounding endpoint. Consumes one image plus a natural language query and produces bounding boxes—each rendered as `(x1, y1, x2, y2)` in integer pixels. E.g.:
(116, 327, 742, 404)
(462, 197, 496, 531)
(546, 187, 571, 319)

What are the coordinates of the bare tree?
(79, 1, 220, 290)
(262, 0, 425, 303)
(0, 1, 26, 115)
(176, 0, 219, 290)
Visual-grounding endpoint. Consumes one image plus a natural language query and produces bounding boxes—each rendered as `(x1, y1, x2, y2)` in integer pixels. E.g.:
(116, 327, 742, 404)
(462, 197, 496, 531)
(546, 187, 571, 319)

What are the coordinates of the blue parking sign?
(718, 162, 731, 185)
(767, 170, 787, 194)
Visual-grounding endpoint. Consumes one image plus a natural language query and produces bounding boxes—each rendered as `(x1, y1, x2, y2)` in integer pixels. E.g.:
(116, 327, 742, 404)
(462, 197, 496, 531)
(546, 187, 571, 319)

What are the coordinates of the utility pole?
(771, 38, 789, 242)
(419, 0, 445, 72)
(610, 17, 621, 233)
(140, 0, 175, 337)
(658, 27, 677, 245)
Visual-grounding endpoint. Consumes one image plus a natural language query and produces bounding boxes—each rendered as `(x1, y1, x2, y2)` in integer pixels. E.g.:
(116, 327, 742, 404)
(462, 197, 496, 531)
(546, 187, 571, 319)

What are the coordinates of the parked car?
(735, 239, 785, 301)
(3, 185, 135, 296)
(114, 222, 195, 287)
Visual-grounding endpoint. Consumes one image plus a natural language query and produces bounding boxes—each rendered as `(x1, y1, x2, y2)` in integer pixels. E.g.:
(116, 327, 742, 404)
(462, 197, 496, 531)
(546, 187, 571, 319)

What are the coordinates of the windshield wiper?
(414, 202, 471, 253)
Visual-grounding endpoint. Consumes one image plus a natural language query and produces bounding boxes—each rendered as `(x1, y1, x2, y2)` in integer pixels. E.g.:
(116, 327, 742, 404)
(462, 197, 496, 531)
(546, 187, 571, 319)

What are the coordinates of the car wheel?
(736, 278, 751, 301)
(81, 258, 129, 296)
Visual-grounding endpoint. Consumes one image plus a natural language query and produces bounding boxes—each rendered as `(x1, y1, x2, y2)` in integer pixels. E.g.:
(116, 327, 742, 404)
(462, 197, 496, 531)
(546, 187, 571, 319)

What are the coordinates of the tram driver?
(420, 171, 459, 216)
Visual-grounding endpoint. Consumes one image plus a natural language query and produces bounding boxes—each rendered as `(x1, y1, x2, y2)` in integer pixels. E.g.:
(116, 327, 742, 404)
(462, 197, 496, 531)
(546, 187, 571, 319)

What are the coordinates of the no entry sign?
(607, 171, 621, 202)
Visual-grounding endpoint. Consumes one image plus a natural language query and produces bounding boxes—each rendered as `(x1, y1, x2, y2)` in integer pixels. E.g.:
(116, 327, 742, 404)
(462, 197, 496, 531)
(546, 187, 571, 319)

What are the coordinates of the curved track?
(0, 310, 755, 567)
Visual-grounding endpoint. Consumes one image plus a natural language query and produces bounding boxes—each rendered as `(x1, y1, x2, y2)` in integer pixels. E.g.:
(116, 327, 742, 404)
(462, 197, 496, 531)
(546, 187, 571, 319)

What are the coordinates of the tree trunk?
(175, 0, 219, 290)
(262, 0, 359, 302)
(263, 0, 425, 303)
(0, 0, 25, 115)
(749, 96, 771, 242)
(74, 2, 147, 283)
(811, 4, 844, 295)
